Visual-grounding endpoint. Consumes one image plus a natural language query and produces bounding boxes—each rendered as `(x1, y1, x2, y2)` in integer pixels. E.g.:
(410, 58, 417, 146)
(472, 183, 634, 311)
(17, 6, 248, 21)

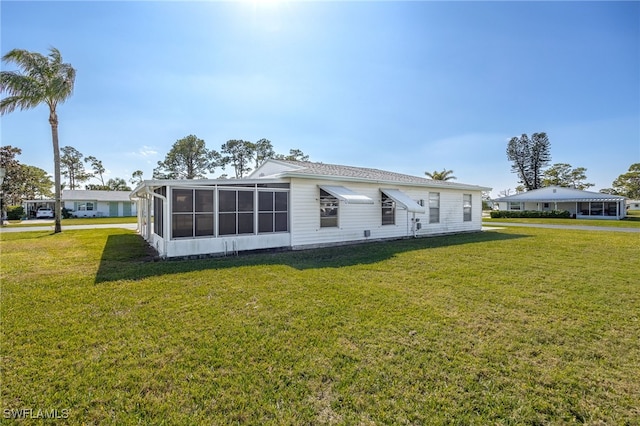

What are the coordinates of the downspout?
(412, 212, 417, 238)
(144, 186, 168, 258)
(406, 210, 410, 237)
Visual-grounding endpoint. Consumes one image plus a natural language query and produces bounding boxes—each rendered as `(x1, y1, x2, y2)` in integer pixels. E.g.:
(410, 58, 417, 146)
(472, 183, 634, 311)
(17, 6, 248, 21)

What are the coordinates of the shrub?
(62, 207, 73, 219)
(6, 206, 24, 221)
(490, 210, 571, 219)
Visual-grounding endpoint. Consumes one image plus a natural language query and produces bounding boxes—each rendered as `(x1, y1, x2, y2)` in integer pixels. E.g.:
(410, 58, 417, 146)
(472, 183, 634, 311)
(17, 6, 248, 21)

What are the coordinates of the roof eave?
(282, 172, 490, 191)
(130, 178, 290, 198)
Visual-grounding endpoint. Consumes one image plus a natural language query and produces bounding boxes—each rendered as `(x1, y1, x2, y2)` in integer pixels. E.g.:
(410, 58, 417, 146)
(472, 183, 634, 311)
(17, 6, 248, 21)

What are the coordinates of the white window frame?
(381, 193, 395, 225)
(429, 192, 440, 224)
(320, 189, 339, 228)
(463, 194, 472, 222)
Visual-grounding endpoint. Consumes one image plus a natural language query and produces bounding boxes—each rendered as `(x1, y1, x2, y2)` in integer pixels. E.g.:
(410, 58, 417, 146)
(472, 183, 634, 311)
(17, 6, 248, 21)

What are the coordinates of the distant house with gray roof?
(131, 159, 491, 258)
(492, 186, 627, 219)
(24, 190, 137, 218)
(62, 190, 137, 217)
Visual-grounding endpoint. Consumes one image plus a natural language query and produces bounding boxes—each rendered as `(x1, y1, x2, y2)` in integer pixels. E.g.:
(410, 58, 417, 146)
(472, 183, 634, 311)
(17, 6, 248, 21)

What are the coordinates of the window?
(381, 193, 395, 225)
(219, 190, 254, 235)
(508, 202, 523, 211)
(258, 191, 289, 233)
(78, 202, 94, 211)
(171, 189, 215, 238)
(429, 192, 440, 223)
(320, 189, 338, 228)
(463, 194, 472, 221)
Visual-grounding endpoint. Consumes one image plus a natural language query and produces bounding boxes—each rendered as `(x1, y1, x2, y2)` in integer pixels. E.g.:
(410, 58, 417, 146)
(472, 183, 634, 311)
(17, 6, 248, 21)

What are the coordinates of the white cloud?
(129, 145, 158, 158)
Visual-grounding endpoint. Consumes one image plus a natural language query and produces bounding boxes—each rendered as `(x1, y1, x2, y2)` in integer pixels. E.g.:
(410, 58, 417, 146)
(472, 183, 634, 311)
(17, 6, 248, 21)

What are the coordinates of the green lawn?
(483, 215, 640, 228)
(4, 216, 137, 227)
(1, 228, 638, 424)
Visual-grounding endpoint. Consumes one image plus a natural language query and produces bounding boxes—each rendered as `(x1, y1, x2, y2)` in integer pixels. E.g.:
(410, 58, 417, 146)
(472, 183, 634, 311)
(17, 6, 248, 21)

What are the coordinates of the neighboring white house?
(131, 159, 491, 258)
(627, 200, 640, 211)
(63, 190, 137, 217)
(492, 186, 627, 219)
(24, 190, 137, 218)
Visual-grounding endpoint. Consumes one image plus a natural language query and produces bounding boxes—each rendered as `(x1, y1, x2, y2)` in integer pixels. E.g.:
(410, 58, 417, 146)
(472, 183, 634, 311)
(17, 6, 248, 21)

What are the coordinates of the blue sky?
(1, 1, 638, 196)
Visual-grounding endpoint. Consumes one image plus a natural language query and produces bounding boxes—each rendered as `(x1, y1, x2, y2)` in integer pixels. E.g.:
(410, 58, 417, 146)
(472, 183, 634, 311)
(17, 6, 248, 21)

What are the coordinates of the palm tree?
(425, 169, 457, 181)
(0, 47, 76, 232)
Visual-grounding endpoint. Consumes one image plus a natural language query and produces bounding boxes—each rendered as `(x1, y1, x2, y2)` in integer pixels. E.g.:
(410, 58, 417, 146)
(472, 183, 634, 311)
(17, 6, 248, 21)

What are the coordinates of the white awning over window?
(381, 188, 426, 213)
(319, 185, 374, 204)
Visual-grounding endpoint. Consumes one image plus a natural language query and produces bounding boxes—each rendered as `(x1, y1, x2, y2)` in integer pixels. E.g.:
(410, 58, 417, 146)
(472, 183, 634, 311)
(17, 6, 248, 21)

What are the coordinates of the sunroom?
(132, 180, 291, 258)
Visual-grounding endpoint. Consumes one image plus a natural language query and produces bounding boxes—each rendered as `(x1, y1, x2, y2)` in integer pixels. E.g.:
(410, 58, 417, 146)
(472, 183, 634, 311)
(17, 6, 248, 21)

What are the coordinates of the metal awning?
(319, 185, 374, 204)
(381, 188, 426, 213)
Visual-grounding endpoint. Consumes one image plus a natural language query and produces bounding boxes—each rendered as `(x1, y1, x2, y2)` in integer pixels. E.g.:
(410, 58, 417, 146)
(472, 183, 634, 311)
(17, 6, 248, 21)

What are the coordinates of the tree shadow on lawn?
(95, 230, 528, 284)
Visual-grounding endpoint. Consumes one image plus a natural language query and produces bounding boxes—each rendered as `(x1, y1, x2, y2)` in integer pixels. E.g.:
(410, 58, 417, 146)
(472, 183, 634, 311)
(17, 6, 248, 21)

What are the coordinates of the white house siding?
(425, 189, 483, 235)
(163, 233, 291, 258)
(521, 202, 575, 213)
(289, 178, 483, 249)
(64, 200, 137, 217)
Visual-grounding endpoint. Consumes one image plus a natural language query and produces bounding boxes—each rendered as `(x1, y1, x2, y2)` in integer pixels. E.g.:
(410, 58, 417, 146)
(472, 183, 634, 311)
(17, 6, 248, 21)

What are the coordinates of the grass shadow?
(95, 231, 528, 284)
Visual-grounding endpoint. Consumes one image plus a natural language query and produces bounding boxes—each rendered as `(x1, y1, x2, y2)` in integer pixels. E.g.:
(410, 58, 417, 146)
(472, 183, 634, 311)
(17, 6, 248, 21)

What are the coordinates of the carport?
(23, 199, 55, 219)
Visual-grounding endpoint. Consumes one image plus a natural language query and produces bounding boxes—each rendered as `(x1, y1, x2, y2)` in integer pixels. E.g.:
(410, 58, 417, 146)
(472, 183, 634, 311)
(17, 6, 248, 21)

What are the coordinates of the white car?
(36, 207, 54, 219)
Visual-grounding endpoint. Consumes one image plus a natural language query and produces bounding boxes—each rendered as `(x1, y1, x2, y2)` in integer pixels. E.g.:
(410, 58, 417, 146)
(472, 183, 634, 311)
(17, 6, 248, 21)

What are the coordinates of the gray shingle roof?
(273, 160, 489, 190)
(62, 190, 133, 202)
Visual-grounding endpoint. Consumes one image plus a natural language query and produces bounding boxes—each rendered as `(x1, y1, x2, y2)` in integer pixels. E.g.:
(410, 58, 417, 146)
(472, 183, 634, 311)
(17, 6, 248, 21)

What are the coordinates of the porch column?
(146, 197, 151, 238)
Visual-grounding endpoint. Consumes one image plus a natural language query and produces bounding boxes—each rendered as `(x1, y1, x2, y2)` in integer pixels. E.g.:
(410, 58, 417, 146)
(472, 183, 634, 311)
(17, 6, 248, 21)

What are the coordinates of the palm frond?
(1, 47, 75, 115)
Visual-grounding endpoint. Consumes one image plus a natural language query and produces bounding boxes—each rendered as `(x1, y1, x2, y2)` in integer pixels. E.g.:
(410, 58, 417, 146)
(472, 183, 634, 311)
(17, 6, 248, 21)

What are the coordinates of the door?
(109, 202, 119, 217)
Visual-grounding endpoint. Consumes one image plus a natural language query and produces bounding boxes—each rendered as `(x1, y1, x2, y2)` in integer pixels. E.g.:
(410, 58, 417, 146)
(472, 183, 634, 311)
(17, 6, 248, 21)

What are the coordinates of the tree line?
(0, 146, 53, 205)
(153, 135, 309, 180)
(0, 145, 144, 203)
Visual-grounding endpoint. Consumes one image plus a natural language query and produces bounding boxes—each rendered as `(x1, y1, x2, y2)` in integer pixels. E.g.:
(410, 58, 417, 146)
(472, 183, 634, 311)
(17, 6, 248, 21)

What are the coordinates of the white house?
(627, 200, 640, 211)
(131, 160, 490, 259)
(63, 190, 137, 217)
(24, 190, 137, 218)
(493, 186, 627, 219)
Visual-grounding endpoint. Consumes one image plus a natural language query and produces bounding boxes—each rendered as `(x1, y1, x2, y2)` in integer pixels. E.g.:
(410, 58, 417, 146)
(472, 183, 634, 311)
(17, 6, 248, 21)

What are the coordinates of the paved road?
(485, 221, 640, 233)
(0, 223, 138, 233)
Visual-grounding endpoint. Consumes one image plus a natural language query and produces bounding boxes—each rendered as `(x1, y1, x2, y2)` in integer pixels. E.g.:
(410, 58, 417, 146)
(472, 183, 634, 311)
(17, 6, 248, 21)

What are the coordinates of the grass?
(4, 216, 137, 227)
(483, 214, 640, 228)
(1, 228, 639, 424)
